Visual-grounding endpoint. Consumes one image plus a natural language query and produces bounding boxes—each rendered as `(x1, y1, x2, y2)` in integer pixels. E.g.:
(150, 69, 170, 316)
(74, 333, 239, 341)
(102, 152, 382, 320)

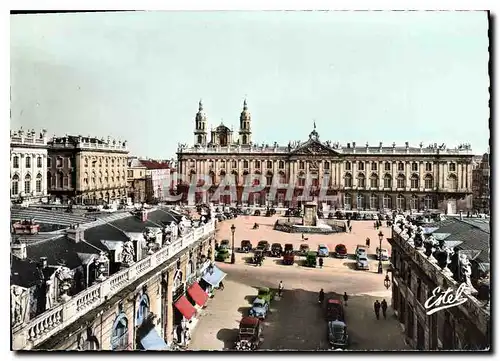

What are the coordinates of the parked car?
(270, 243, 283, 257)
(284, 243, 294, 253)
(253, 249, 264, 265)
(215, 249, 230, 262)
(234, 317, 263, 350)
(257, 287, 273, 304)
(256, 240, 270, 253)
(305, 251, 318, 267)
(318, 244, 329, 257)
(282, 250, 295, 265)
(215, 214, 226, 221)
(334, 244, 348, 258)
(299, 243, 310, 256)
(356, 255, 370, 270)
(328, 320, 349, 349)
(376, 247, 389, 261)
(254, 210, 261, 216)
(325, 299, 345, 321)
(220, 239, 231, 251)
(355, 245, 367, 258)
(249, 298, 269, 319)
(240, 240, 253, 253)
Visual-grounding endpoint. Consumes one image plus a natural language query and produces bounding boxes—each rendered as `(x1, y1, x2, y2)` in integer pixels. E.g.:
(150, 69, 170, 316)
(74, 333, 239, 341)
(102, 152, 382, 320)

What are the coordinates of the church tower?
(194, 100, 207, 146)
(239, 99, 252, 145)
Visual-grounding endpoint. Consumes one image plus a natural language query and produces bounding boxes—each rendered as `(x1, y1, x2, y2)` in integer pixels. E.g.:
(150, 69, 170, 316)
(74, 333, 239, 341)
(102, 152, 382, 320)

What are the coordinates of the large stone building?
(388, 215, 490, 350)
(127, 158, 177, 204)
(10, 129, 49, 203)
(177, 101, 475, 211)
(47, 135, 129, 205)
(472, 153, 490, 214)
(11, 207, 217, 350)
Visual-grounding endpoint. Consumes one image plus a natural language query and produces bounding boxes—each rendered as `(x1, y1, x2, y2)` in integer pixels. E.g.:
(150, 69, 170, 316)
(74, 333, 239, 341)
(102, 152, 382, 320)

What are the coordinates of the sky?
(10, 11, 490, 158)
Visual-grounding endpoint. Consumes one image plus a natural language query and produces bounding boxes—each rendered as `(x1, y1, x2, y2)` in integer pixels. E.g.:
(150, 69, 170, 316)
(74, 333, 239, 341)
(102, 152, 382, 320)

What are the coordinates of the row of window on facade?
(84, 157, 127, 168)
(190, 159, 459, 173)
(189, 170, 459, 190)
(12, 155, 43, 169)
(83, 171, 127, 185)
(344, 193, 435, 209)
(11, 174, 43, 195)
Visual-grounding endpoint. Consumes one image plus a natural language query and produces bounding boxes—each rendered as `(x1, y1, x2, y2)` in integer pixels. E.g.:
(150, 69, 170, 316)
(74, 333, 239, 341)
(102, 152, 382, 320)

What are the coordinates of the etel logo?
(424, 283, 468, 315)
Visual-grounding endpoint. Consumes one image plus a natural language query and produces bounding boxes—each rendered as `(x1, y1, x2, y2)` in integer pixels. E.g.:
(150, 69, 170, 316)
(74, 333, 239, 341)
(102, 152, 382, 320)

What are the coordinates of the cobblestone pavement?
(188, 259, 409, 351)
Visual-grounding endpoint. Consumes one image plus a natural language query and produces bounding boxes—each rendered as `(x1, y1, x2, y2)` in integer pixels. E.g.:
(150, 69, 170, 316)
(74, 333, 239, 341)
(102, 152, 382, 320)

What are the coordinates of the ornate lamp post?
(231, 224, 236, 264)
(378, 230, 384, 274)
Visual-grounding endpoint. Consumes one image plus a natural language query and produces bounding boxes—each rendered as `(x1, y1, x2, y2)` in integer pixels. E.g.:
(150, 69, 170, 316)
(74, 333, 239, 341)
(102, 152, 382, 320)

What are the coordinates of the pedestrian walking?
(343, 292, 349, 307)
(349, 225, 352, 233)
(381, 299, 388, 319)
(183, 328, 191, 347)
(319, 257, 324, 269)
(374, 300, 381, 320)
(366, 237, 371, 248)
(373, 222, 377, 230)
(278, 280, 284, 297)
(219, 280, 225, 291)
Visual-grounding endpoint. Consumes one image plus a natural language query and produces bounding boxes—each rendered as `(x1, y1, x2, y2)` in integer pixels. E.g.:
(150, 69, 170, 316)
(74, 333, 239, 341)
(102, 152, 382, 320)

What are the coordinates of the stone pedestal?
(303, 202, 317, 226)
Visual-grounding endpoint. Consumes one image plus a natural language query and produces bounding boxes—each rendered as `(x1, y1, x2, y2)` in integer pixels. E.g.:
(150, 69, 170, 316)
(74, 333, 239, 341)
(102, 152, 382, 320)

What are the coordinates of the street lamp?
(377, 230, 384, 274)
(384, 274, 391, 289)
(230, 224, 236, 264)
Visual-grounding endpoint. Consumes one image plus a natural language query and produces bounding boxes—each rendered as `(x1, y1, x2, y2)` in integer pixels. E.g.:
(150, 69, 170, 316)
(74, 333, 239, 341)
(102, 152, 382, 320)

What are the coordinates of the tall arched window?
(297, 172, 306, 187)
(47, 171, 52, 189)
(410, 195, 418, 210)
(135, 294, 150, 327)
(357, 173, 366, 188)
(12, 156, 19, 168)
(424, 195, 434, 209)
(356, 194, 364, 209)
(37, 156, 42, 168)
(396, 194, 405, 210)
(383, 194, 392, 209)
(266, 171, 273, 186)
(36, 173, 42, 193)
(24, 174, 31, 193)
(344, 173, 352, 188)
(410, 174, 419, 189)
(448, 174, 458, 190)
(370, 194, 378, 209)
(58, 172, 64, 188)
(278, 171, 286, 185)
(25, 156, 31, 168)
(424, 174, 434, 190)
(370, 173, 378, 188)
(278, 161, 285, 169)
(344, 193, 352, 210)
(383, 174, 392, 189)
(231, 170, 239, 185)
(11, 174, 19, 196)
(219, 170, 226, 184)
(111, 313, 129, 350)
(397, 174, 406, 189)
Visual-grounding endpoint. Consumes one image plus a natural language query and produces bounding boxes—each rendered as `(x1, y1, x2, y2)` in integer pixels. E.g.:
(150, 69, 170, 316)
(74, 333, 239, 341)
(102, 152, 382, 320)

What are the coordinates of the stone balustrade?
(10, 136, 47, 146)
(392, 225, 490, 334)
(12, 219, 215, 350)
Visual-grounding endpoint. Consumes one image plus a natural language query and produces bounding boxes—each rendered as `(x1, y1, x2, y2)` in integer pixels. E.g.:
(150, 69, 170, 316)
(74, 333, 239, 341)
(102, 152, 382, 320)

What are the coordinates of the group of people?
(373, 299, 388, 319)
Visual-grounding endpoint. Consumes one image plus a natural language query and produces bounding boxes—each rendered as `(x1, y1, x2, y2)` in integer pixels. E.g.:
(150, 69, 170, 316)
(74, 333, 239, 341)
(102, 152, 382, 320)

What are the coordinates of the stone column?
(392, 161, 396, 192)
(378, 161, 384, 191)
(419, 161, 424, 191)
(405, 161, 410, 191)
(352, 161, 357, 187)
(165, 270, 174, 344)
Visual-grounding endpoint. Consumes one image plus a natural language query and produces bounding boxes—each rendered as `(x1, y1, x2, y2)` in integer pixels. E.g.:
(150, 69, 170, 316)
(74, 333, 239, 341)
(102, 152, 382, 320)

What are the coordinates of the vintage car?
(12, 219, 40, 235)
(257, 287, 273, 304)
(326, 299, 345, 322)
(282, 250, 295, 265)
(299, 243, 310, 256)
(254, 210, 261, 216)
(249, 297, 269, 319)
(270, 243, 283, 257)
(215, 249, 230, 262)
(240, 240, 253, 253)
(317, 244, 329, 257)
(253, 249, 264, 265)
(356, 255, 370, 270)
(220, 239, 231, 251)
(256, 240, 270, 253)
(334, 244, 348, 259)
(376, 247, 390, 261)
(355, 245, 368, 258)
(234, 317, 263, 351)
(305, 251, 318, 267)
(328, 320, 349, 349)
(284, 243, 294, 253)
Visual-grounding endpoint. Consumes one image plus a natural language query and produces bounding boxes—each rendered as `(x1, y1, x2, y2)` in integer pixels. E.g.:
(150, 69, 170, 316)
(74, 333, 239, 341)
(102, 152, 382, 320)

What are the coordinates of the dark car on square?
(334, 244, 348, 259)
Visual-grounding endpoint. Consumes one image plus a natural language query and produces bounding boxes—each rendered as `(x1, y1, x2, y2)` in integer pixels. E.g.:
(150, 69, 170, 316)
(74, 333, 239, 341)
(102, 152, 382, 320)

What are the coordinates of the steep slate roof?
(138, 159, 171, 170)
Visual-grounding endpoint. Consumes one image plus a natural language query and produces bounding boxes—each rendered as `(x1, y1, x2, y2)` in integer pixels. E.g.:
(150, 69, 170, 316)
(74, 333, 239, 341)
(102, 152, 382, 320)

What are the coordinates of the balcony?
(12, 219, 215, 350)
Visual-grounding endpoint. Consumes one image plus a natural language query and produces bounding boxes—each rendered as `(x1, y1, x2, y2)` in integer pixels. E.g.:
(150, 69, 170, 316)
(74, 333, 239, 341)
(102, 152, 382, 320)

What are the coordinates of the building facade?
(177, 101, 475, 211)
(127, 158, 147, 204)
(472, 153, 490, 214)
(47, 135, 129, 204)
(11, 209, 217, 350)
(388, 216, 490, 350)
(10, 129, 49, 203)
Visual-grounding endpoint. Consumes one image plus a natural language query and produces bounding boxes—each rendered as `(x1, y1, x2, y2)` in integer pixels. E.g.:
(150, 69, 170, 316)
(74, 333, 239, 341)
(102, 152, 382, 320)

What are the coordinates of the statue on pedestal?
(459, 253, 473, 288)
(122, 239, 135, 266)
(55, 266, 74, 302)
(423, 235, 439, 260)
(11, 286, 28, 327)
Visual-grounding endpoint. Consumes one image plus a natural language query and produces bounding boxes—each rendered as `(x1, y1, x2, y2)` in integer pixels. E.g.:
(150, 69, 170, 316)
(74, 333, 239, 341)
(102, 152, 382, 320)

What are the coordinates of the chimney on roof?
(39, 256, 48, 269)
(11, 242, 27, 260)
(66, 224, 84, 243)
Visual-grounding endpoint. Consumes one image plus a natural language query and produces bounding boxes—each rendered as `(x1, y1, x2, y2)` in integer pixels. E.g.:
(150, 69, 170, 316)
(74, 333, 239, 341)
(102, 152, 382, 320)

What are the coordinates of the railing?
(12, 219, 215, 350)
(11, 136, 47, 145)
